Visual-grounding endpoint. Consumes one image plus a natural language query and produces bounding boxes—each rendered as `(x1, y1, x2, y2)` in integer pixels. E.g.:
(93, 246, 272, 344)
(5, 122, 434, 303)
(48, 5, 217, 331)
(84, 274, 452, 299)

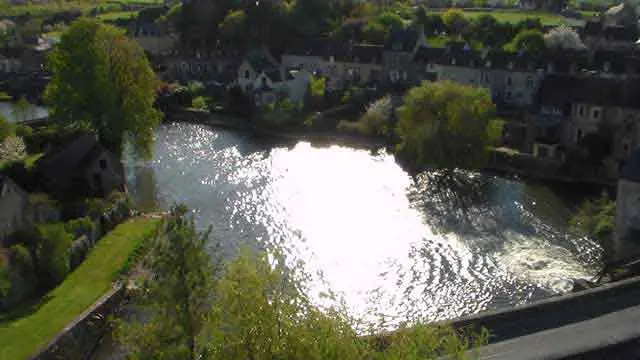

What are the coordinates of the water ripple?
(125, 122, 601, 328)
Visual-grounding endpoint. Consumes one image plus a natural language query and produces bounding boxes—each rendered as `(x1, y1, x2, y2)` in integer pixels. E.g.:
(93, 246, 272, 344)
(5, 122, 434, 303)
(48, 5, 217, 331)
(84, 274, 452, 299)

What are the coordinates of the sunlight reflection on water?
(124, 122, 601, 328)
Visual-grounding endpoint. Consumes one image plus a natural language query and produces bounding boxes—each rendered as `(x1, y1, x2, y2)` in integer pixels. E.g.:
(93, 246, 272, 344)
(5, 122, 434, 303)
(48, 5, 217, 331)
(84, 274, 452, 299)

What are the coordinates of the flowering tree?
(544, 25, 586, 51)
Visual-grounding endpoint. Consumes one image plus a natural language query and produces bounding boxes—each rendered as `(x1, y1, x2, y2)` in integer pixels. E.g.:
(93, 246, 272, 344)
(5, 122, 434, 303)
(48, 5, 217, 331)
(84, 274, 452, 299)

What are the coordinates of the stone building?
(0, 176, 28, 244)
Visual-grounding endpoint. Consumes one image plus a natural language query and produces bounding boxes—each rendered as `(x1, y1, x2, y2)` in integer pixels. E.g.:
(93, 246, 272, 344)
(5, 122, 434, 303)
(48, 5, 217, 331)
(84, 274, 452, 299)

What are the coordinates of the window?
(603, 61, 610, 73)
(244, 70, 250, 79)
(99, 159, 107, 170)
(526, 76, 533, 89)
(506, 76, 513, 86)
(484, 73, 490, 84)
(624, 143, 630, 155)
(505, 91, 512, 100)
(451, 58, 456, 65)
(577, 129, 583, 142)
(593, 109, 600, 120)
(578, 105, 584, 117)
(93, 173, 102, 190)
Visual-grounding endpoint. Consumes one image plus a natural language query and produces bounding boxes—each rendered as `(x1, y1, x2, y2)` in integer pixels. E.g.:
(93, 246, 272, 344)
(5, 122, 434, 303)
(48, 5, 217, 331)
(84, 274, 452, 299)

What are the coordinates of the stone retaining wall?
(29, 285, 125, 360)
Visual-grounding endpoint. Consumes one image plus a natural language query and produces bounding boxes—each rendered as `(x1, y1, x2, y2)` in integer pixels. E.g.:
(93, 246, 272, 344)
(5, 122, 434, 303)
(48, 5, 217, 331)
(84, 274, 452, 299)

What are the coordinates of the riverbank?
(166, 108, 615, 190)
(0, 217, 161, 360)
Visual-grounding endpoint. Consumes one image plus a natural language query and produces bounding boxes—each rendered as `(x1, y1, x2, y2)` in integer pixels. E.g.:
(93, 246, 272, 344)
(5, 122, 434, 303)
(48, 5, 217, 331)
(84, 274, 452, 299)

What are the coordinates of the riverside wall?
(29, 285, 126, 360)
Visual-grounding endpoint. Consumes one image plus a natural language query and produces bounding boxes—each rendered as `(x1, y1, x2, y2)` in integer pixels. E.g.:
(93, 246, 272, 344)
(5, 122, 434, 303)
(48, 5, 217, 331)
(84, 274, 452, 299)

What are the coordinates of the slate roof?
(336, 44, 383, 64)
(264, 68, 282, 82)
(248, 56, 277, 74)
(593, 50, 629, 74)
(413, 46, 445, 64)
(385, 28, 420, 52)
(537, 74, 640, 109)
(546, 49, 589, 73)
(621, 148, 640, 182)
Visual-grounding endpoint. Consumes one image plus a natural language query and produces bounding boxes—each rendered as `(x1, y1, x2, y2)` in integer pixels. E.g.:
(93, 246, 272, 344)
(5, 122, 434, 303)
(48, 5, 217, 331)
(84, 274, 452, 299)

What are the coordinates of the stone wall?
(29, 285, 126, 360)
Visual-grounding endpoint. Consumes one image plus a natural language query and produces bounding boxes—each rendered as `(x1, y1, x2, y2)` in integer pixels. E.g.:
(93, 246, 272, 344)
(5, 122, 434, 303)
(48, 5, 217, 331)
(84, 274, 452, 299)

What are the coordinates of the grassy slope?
(0, 217, 161, 360)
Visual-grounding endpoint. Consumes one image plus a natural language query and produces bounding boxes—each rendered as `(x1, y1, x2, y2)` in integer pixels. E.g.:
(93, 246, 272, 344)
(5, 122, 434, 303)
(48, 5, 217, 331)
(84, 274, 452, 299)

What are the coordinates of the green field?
(427, 9, 586, 26)
(96, 10, 139, 21)
(0, 218, 161, 360)
(0, 0, 160, 17)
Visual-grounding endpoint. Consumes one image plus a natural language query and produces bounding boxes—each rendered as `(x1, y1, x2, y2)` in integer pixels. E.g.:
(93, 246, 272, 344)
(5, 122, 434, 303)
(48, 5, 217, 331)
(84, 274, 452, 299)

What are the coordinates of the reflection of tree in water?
(131, 165, 161, 213)
(408, 170, 523, 237)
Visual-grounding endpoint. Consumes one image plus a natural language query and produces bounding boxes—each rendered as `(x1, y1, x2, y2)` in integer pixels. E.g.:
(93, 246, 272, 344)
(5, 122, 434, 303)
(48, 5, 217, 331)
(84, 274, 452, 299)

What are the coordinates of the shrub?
(0, 113, 11, 142)
(191, 95, 208, 110)
(36, 223, 73, 289)
(8, 243, 35, 287)
(65, 217, 95, 238)
(14, 124, 33, 138)
(0, 251, 10, 297)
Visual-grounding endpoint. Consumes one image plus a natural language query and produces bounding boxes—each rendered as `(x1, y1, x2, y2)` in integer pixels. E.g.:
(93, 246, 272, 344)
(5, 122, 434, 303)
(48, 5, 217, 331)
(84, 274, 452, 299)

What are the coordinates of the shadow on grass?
(0, 294, 54, 326)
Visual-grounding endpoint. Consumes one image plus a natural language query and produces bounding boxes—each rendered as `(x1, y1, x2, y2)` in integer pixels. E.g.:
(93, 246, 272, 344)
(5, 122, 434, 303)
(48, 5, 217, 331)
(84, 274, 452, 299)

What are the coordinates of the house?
(280, 38, 383, 91)
(131, 20, 178, 57)
(532, 74, 640, 175)
(582, 18, 637, 52)
(383, 26, 427, 84)
(237, 52, 280, 93)
(34, 134, 126, 200)
(0, 176, 28, 243)
(412, 45, 446, 82)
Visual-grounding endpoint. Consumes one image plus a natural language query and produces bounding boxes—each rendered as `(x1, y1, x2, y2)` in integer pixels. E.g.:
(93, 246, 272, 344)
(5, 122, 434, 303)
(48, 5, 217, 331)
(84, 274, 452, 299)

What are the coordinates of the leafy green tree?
(0, 113, 11, 142)
(377, 11, 405, 32)
(45, 18, 162, 159)
(343, 96, 393, 137)
(362, 21, 388, 44)
(11, 96, 35, 123)
(218, 9, 248, 48)
(35, 223, 73, 289)
(117, 205, 218, 360)
(395, 81, 502, 171)
(569, 193, 615, 266)
(442, 9, 468, 35)
(471, 14, 501, 48)
(505, 29, 546, 58)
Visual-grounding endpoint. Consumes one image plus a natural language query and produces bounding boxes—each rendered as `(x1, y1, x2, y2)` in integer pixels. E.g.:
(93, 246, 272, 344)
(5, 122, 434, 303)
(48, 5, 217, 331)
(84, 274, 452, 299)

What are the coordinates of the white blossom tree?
(544, 25, 586, 51)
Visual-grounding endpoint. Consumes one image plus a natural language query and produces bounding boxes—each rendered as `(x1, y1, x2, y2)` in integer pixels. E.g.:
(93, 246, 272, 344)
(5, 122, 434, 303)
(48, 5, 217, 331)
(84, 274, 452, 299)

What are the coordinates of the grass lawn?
(0, 217, 161, 360)
(427, 9, 585, 26)
(0, 0, 160, 17)
(96, 10, 139, 21)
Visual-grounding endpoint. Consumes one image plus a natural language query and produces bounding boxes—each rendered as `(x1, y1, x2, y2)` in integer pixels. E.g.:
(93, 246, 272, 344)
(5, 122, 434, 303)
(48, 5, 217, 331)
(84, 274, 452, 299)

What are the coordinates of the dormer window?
(570, 63, 577, 73)
(506, 76, 513, 86)
(451, 58, 456, 65)
(485, 60, 491, 68)
(603, 61, 611, 72)
(470, 60, 475, 67)
(245, 70, 250, 79)
(507, 61, 514, 70)
(547, 63, 554, 73)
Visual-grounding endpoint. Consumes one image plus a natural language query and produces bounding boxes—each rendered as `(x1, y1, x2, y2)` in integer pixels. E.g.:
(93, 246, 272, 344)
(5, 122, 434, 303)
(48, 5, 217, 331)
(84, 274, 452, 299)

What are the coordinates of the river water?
(0, 102, 48, 122)
(96, 121, 601, 358)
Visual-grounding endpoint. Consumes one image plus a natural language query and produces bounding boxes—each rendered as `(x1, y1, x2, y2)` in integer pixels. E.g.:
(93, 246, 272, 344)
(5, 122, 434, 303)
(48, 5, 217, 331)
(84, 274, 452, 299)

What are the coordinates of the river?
(0, 102, 48, 122)
(95, 121, 601, 359)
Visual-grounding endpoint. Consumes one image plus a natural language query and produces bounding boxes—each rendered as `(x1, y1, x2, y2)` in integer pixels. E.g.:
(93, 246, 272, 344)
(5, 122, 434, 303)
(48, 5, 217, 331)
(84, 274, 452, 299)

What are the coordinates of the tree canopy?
(506, 29, 546, 58)
(396, 81, 502, 171)
(544, 25, 586, 51)
(45, 18, 162, 159)
(569, 193, 615, 268)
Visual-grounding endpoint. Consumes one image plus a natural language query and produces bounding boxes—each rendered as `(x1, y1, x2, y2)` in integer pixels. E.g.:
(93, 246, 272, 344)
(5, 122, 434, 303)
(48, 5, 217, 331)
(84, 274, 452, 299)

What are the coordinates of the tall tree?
(506, 29, 546, 58)
(45, 19, 161, 159)
(442, 8, 468, 35)
(117, 205, 219, 360)
(395, 81, 502, 171)
(544, 25, 586, 51)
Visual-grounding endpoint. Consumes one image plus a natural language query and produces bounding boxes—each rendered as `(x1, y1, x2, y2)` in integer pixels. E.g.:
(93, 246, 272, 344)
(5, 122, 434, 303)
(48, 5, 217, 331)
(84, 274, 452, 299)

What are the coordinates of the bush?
(0, 114, 11, 142)
(36, 223, 73, 289)
(191, 95, 208, 110)
(8, 243, 36, 298)
(0, 252, 10, 298)
(65, 217, 95, 239)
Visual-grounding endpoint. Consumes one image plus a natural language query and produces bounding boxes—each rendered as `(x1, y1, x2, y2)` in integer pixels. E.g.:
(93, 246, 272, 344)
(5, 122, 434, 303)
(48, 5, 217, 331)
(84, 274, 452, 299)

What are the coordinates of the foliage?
(117, 206, 217, 360)
(35, 223, 73, 289)
(218, 9, 248, 46)
(505, 29, 546, 58)
(0, 114, 10, 143)
(346, 96, 393, 137)
(0, 218, 161, 360)
(569, 193, 615, 265)
(0, 136, 26, 164)
(191, 96, 209, 110)
(11, 97, 35, 123)
(45, 18, 162, 159)
(544, 25, 585, 50)
(263, 98, 300, 127)
(64, 216, 95, 238)
(309, 75, 327, 109)
(443, 8, 468, 34)
(396, 81, 502, 171)
(0, 260, 9, 299)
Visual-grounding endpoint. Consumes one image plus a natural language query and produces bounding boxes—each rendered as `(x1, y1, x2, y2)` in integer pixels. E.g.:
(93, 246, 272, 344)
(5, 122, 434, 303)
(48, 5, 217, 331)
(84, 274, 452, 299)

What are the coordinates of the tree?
(218, 9, 248, 48)
(348, 96, 393, 137)
(544, 25, 586, 50)
(309, 75, 327, 109)
(506, 29, 546, 58)
(11, 96, 35, 123)
(395, 81, 502, 171)
(569, 193, 615, 268)
(35, 223, 73, 290)
(45, 18, 162, 159)
(0, 113, 11, 143)
(442, 9, 468, 35)
(117, 205, 218, 360)
(471, 14, 501, 48)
